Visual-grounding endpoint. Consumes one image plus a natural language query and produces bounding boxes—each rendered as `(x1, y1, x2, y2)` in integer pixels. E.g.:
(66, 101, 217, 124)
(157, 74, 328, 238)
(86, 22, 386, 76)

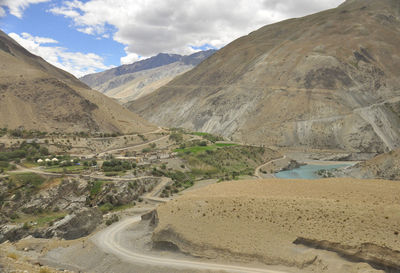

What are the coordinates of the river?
(275, 163, 352, 179)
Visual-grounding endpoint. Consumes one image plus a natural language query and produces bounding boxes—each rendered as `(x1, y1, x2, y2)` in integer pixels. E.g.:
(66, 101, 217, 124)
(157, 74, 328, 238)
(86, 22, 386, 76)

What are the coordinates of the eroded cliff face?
(128, 0, 400, 153)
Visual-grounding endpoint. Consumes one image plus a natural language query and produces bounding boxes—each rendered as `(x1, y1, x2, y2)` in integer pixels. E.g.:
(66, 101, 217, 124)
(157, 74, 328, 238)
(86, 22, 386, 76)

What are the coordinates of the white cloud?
(9, 32, 113, 77)
(0, 0, 50, 18)
(20, 32, 58, 44)
(49, 0, 344, 64)
(120, 50, 141, 65)
(0, 6, 5, 17)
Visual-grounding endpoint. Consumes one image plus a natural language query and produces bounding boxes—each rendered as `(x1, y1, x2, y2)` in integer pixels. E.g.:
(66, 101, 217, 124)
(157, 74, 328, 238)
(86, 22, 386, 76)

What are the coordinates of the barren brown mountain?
(0, 30, 155, 134)
(128, 0, 400, 153)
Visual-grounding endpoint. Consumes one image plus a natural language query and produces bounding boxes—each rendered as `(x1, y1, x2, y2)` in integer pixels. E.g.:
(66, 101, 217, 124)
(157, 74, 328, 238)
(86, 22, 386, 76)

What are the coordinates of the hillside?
(153, 178, 400, 271)
(347, 148, 400, 180)
(128, 0, 400, 154)
(81, 50, 216, 102)
(0, 30, 156, 134)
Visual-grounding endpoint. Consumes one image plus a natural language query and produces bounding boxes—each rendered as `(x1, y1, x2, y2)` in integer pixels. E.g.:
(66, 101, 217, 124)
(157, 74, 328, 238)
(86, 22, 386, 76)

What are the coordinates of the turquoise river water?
(275, 164, 351, 179)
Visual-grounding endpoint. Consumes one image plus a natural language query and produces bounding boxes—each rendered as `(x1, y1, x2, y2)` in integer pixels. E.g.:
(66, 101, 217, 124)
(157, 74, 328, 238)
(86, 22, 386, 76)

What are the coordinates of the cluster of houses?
(37, 158, 78, 165)
(37, 158, 59, 164)
(114, 151, 178, 164)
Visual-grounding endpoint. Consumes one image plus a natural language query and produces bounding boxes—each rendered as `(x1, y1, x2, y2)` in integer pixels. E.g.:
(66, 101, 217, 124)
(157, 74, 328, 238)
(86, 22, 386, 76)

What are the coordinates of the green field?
(174, 143, 237, 154)
(44, 165, 87, 173)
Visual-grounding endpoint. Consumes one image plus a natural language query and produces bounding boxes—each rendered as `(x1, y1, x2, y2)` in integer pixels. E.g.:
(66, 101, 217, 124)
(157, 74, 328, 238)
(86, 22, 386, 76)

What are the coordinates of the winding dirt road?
(95, 217, 289, 273)
(254, 156, 286, 179)
(98, 134, 169, 157)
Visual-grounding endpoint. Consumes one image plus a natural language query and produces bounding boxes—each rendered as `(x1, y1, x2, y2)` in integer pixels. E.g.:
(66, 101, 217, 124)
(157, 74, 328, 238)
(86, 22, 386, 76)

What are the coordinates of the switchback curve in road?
(94, 217, 289, 273)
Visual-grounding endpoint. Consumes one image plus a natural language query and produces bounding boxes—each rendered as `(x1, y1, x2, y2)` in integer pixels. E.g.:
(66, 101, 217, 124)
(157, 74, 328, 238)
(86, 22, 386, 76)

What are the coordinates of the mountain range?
(80, 50, 216, 102)
(127, 0, 400, 154)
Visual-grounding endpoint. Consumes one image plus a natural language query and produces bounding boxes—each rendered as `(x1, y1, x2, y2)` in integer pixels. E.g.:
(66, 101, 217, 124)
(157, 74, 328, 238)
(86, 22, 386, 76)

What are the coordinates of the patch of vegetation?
(169, 132, 184, 143)
(102, 159, 136, 172)
(11, 211, 67, 227)
(191, 132, 224, 143)
(99, 202, 114, 213)
(100, 203, 135, 214)
(142, 147, 151, 153)
(0, 142, 49, 172)
(174, 142, 237, 154)
(7, 129, 47, 138)
(0, 127, 7, 137)
(152, 168, 194, 194)
(45, 165, 87, 174)
(105, 214, 119, 226)
(138, 134, 148, 142)
(8, 173, 46, 194)
(178, 145, 270, 180)
(89, 180, 109, 198)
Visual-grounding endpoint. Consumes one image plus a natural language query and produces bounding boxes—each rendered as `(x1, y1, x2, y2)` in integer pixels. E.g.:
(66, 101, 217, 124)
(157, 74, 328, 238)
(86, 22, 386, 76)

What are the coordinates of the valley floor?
(1, 129, 395, 273)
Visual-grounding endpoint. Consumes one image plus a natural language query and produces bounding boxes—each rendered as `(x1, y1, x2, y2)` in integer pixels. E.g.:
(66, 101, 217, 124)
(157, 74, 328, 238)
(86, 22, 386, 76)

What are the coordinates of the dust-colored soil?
(153, 178, 400, 271)
(0, 30, 155, 134)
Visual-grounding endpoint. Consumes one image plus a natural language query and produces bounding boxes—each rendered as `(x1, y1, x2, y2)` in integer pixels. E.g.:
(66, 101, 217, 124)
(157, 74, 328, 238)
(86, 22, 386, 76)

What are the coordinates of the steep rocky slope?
(81, 50, 216, 102)
(0, 30, 155, 134)
(128, 0, 400, 153)
(346, 148, 400, 180)
(153, 178, 400, 271)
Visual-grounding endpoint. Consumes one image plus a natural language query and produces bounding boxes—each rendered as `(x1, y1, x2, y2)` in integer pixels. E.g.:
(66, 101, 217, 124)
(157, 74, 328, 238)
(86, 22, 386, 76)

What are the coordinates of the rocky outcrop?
(141, 209, 158, 227)
(128, 0, 400, 153)
(87, 177, 159, 206)
(0, 176, 161, 242)
(294, 237, 400, 271)
(43, 207, 102, 240)
(20, 179, 88, 214)
(345, 148, 400, 180)
(0, 224, 29, 243)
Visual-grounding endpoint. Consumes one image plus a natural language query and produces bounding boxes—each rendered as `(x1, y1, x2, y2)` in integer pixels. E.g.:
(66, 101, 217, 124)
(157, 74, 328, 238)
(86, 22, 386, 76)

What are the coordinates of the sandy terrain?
(153, 178, 400, 272)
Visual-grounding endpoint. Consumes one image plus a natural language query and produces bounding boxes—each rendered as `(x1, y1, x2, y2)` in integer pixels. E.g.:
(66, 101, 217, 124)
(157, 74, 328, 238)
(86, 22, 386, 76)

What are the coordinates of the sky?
(0, 0, 344, 78)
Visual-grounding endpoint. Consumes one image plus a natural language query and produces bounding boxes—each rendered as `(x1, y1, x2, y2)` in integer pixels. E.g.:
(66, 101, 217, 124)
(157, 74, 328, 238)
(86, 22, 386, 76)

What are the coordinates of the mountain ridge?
(127, 0, 400, 153)
(0, 30, 156, 134)
(80, 50, 216, 102)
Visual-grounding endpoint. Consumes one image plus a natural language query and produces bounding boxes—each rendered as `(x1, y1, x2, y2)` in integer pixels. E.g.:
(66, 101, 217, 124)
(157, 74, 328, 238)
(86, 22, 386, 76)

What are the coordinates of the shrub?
(7, 253, 18, 260)
(105, 214, 119, 226)
(100, 202, 114, 213)
(142, 148, 151, 153)
(9, 213, 19, 220)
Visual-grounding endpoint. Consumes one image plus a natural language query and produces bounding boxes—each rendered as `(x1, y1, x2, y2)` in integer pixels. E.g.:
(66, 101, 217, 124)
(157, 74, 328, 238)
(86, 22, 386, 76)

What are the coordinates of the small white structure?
(45, 158, 51, 162)
(52, 158, 59, 162)
(70, 159, 74, 163)
(37, 159, 43, 163)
